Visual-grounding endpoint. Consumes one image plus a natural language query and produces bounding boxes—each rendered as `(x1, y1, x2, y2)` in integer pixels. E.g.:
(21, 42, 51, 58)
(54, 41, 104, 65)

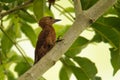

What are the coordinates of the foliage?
(0, 0, 120, 80)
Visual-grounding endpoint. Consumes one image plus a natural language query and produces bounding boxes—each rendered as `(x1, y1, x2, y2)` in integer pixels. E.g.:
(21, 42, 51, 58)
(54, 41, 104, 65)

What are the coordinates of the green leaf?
(0, 66, 5, 80)
(7, 50, 22, 63)
(114, 0, 120, 17)
(33, 0, 45, 20)
(54, 25, 70, 37)
(44, 6, 54, 17)
(65, 37, 89, 57)
(70, 66, 89, 80)
(91, 32, 104, 42)
(73, 57, 97, 79)
(15, 61, 31, 76)
(92, 76, 102, 80)
(60, 57, 75, 67)
(12, 16, 21, 38)
(103, 7, 117, 16)
(81, 0, 99, 10)
(1, 4, 9, 10)
(92, 19, 120, 49)
(34, 27, 41, 37)
(98, 17, 120, 32)
(18, 10, 36, 23)
(21, 22, 37, 47)
(110, 48, 120, 75)
(59, 66, 70, 80)
(9, 51, 33, 64)
(91, 17, 120, 44)
(7, 70, 16, 80)
(0, 0, 16, 3)
(1, 25, 16, 54)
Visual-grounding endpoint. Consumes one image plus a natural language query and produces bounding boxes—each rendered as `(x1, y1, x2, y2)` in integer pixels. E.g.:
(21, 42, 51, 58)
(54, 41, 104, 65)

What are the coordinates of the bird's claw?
(56, 35, 64, 42)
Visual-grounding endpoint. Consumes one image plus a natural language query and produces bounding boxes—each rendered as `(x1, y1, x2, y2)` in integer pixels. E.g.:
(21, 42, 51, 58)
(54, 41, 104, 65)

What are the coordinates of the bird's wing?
(36, 30, 49, 48)
(34, 30, 50, 63)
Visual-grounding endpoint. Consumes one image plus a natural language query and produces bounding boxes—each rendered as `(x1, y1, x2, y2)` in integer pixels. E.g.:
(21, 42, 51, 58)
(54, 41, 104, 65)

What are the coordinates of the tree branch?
(85, 0, 117, 21)
(18, 0, 117, 80)
(0, 0, 33, 19)
(74, 0, 82, 17)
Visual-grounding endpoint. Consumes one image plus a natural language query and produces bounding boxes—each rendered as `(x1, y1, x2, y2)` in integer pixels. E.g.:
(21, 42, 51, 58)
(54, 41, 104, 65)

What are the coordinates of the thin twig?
(0, 0, 33, 19)
(54, 4, 74, 22)
(17, 39, 29, 43)
(68, 0, 74, 5)
(55, 3, 75, 20)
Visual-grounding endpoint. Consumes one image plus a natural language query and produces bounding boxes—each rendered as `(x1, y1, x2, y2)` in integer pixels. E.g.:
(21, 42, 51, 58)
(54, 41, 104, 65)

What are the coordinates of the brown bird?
(34, 16, 61, 64)
(48, 0, 56, 9)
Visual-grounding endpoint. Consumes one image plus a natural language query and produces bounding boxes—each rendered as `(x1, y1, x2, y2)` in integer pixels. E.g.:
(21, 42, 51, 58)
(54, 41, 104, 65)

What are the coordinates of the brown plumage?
(34, 16, 61, 64)
(48, 0, 56, 9)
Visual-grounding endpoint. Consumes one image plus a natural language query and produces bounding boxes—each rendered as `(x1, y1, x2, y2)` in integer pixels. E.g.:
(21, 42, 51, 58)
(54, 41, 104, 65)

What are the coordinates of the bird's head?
(39, 16, 61, 29)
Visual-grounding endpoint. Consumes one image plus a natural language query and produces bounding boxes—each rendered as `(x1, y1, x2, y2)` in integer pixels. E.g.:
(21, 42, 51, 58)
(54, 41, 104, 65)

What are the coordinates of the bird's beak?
(54, 19, 61, 23)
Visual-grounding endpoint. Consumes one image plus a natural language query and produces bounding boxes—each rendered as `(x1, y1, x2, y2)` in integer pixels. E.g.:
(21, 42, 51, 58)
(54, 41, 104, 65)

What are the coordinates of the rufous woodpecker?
(34, 16, 61, 64)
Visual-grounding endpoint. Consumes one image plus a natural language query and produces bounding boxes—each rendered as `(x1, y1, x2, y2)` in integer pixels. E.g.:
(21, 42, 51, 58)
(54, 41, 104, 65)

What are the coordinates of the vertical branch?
(74, 0, 82, 17)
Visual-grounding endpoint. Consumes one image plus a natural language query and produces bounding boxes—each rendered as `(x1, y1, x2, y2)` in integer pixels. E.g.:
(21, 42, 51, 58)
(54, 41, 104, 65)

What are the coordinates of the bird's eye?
(49, 17, 53, 19)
